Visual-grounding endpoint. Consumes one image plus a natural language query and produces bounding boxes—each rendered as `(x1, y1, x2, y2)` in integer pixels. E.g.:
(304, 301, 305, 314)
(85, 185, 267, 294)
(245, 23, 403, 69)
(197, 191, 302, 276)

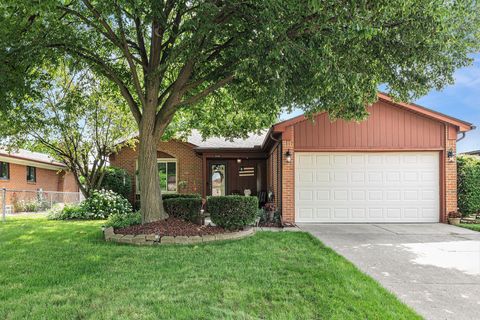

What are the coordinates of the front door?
(209, 163, 227, 196)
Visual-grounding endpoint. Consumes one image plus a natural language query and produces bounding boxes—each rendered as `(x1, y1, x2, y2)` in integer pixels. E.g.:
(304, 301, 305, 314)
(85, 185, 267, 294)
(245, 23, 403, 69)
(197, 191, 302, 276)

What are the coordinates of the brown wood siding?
(294, 101, 445, 150)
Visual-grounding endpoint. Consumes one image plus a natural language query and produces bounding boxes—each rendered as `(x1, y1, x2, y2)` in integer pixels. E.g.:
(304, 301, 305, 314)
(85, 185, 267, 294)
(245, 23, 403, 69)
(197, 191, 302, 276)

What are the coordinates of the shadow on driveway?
(299, 223, 480, 320)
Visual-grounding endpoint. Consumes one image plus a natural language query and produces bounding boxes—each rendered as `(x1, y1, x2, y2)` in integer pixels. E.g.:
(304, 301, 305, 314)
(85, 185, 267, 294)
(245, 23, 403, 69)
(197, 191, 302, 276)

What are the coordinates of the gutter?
(457, 125, 476, 142)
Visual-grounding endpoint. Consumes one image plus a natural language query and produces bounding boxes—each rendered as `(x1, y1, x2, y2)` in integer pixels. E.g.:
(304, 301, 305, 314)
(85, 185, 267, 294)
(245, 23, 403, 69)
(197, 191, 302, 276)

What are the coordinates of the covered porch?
(196, 149, 268, 202)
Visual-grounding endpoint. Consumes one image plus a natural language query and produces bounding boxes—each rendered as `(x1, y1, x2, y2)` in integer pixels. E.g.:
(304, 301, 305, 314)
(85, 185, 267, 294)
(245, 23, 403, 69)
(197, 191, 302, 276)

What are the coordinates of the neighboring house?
(463, 150, 480, 156)
(0, 149, 79, 205)
(111, 93, 474, 224)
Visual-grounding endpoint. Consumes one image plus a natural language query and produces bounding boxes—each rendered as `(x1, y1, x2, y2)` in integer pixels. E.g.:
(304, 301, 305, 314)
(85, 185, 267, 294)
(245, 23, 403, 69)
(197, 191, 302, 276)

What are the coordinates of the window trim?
(0, 161, 10, 180)
(26, 165, 36, 183)
(135, 158, 178, 194)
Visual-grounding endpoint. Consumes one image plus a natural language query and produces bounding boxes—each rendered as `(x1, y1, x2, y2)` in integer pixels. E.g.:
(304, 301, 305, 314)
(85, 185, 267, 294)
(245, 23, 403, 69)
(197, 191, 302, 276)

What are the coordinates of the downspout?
(269, 132, 280, 143)
(457, 125, 476, 142)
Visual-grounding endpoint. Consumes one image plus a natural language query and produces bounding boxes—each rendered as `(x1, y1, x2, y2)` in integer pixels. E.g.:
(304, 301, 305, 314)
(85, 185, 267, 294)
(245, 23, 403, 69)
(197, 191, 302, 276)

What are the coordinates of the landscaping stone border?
(103, 226, 255, 245)
(254, 226, 303, 232)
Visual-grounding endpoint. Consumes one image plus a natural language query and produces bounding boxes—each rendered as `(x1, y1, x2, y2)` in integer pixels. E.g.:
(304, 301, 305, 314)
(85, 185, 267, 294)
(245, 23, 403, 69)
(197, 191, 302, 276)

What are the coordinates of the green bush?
(47, 204, 86, 220)
(162, 193, 201, 200)
(99, 166, 132, 199)
(163, 197, 202, 223)
(458, 156, 480, 216)
(105, 211, 142, 229)
(207, 196, 258, 230)
(48, 190, 132, 220)
(82, 189, 133, 219)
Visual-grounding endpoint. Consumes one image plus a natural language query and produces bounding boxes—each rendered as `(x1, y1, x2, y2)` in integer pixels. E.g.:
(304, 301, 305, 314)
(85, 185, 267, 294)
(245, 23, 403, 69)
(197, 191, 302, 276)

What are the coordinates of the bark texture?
(138, 114, 167, 223)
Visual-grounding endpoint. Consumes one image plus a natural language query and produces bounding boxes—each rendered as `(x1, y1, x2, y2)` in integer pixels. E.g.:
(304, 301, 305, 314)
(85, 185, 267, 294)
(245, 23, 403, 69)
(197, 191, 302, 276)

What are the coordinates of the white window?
(136, 159, 177, 194)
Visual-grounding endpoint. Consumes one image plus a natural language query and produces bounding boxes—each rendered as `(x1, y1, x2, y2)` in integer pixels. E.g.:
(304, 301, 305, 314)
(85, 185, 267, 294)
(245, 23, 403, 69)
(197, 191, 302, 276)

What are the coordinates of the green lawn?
(0, 217, 419, 320)
(458, 223, 480, 232)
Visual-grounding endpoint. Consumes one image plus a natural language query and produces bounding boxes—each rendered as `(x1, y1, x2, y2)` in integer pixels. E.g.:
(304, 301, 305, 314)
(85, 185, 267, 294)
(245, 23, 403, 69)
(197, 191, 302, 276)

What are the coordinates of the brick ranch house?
(0, 149, 79, 207)
(111, 93, 474, 224)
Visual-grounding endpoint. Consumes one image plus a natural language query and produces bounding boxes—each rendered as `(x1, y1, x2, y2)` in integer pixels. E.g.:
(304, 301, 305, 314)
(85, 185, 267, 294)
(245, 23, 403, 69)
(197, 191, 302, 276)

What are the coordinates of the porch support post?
(202, 154, 207, 198)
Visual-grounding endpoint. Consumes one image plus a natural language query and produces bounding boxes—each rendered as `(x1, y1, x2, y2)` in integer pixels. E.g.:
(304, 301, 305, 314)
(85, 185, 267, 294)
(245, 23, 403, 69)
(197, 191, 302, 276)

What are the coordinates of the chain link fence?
(1, 188, 83, 222)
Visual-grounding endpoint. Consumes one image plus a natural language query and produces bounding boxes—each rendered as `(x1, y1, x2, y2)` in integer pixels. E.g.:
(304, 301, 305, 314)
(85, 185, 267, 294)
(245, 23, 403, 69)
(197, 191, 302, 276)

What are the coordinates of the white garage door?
(295, 152, 440, 223)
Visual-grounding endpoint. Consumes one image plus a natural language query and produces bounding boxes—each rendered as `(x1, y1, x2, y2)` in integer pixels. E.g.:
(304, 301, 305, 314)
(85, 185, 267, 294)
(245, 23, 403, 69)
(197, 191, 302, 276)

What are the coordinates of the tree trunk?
(138, 122, 167, 223)
(72, 170, 89, 199)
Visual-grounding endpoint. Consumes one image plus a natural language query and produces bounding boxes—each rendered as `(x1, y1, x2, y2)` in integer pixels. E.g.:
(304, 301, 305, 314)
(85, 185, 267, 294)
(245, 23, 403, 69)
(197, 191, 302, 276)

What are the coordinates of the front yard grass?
(458, 223, 480, 232)
(0, 217, 419, 319)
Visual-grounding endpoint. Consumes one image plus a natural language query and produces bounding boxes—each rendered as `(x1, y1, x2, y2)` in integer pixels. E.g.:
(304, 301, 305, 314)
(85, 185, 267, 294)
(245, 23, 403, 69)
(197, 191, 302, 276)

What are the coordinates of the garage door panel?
(295, 152, 439, 223)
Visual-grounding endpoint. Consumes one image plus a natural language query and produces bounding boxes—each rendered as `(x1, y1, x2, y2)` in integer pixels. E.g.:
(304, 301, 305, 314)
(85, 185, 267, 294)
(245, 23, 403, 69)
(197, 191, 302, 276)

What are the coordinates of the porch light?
(237, 158, 242, 163)
(447, 149, 456, 162)
(285, 150, 292, 163)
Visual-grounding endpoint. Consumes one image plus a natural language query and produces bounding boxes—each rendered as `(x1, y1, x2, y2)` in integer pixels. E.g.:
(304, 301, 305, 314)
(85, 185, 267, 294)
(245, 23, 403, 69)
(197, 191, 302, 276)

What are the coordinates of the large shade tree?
(1, 0, 479, 223)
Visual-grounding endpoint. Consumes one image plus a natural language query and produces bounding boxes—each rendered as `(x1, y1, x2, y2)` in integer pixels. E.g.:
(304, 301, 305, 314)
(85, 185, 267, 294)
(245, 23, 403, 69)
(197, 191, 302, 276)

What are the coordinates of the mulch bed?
(257, 221, 297, 228)
(258, 221, 282, 228)
(115, 217, 228, 237)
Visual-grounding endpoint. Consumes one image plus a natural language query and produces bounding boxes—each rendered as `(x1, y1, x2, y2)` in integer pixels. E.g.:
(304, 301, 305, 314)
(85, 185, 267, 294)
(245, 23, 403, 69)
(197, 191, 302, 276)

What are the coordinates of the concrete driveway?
(298, 223, 480, 320)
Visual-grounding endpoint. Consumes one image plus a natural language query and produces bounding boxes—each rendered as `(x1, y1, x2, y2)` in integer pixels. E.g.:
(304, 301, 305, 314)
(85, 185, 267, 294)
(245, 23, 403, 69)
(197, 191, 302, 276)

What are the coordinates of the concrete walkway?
(299, 223, 480, 320)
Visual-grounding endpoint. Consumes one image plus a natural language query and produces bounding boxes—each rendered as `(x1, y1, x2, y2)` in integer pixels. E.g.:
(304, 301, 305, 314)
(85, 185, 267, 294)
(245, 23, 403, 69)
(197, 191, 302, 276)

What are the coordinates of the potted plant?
(448, 211, 462, 225)
(264, 202, 276, 222)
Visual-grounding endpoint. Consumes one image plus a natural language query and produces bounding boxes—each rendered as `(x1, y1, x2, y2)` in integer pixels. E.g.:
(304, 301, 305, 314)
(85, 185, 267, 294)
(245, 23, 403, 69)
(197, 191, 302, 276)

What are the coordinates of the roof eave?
(0, 153, 66, 170)
(271, 93, 474, 133)
(194, 147, 264, 153)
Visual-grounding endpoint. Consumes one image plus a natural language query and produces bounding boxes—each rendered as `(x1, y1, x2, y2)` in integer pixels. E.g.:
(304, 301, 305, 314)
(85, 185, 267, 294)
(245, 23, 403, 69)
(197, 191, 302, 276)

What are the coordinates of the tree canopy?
(0, 62, 136, 197)
(1, 0, 479, 222)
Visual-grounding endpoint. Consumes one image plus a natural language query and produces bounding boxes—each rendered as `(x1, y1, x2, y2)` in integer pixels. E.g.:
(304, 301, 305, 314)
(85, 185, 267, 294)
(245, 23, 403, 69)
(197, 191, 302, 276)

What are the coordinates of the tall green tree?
(0, 62, 136, 197)
(1, 0, 479, 223)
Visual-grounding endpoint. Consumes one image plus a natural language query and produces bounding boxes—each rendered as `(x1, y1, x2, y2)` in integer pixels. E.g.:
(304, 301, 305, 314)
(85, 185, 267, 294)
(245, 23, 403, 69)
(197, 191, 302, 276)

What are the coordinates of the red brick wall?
(445, 125, 457, 222)
(62, 172, 80, 193)
(266, 142, 281, 208)
(0, 163, 60, 192)
(110, 140, 203, 202)
(281, 126, 295, 223)
(0, 162, 78, 205)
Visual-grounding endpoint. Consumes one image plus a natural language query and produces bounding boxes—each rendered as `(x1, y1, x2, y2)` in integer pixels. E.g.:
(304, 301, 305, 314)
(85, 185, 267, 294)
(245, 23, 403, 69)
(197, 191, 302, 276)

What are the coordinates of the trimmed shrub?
(163, 197, 202, 223)
(82, 189, 133, 219)
(105, 211, 142, 229)
(457, 155, 480, 216)
(99, 166, 132, 199)
(207, 196, 258, 230)
(162, 193, 201, 200)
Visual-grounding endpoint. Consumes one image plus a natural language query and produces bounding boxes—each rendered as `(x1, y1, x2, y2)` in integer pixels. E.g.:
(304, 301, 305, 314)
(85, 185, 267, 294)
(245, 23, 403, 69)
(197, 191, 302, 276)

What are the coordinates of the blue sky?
(415, 54, 480, 152)
(282, 54, 480, 153)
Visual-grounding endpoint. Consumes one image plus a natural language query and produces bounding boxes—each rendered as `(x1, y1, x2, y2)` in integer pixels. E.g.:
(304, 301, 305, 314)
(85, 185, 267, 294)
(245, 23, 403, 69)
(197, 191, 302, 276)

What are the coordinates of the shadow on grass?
(0, 217, 421, 320)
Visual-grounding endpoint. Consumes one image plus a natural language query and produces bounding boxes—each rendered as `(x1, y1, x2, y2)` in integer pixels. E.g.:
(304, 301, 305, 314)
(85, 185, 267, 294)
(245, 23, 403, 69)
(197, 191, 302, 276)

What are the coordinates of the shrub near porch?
(0, 217, 420, 319)
(207, 195, 258, 230)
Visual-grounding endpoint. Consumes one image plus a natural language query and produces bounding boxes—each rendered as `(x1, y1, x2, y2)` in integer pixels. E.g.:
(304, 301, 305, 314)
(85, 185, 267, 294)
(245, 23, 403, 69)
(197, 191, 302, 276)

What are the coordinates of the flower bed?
(104, 217, 255, 245)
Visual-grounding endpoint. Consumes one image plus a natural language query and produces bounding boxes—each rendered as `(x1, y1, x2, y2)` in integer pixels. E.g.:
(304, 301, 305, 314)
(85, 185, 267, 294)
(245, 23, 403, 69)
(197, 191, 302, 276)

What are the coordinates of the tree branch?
(153, 59, 195, 138)
(113, 1, 146, 107)
(48, 43, 142, 124)
(177, 74, 234, 107)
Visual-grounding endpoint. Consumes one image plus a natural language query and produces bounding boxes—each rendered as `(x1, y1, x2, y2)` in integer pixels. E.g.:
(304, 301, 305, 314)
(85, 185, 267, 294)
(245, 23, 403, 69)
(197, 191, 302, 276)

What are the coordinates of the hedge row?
(457, 156, 480, 216)
(162, 193, 201, 200)
(161, 194, 258, 230)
